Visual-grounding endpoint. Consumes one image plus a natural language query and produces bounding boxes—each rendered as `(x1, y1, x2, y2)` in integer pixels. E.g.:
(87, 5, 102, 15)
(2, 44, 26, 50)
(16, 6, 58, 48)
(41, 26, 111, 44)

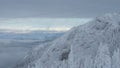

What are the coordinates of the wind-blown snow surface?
(16, 13, 120, 68)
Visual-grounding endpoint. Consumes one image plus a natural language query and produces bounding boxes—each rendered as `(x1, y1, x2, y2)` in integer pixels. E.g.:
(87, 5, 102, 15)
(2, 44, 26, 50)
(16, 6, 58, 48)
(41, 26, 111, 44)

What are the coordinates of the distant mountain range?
(0, 30, 64, 40)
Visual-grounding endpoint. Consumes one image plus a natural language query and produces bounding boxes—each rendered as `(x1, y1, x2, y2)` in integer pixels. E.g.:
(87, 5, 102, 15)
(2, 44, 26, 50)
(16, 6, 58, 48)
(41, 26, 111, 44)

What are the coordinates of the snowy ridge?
(16, 13, 120, 68)
(15, 42, 52, 68)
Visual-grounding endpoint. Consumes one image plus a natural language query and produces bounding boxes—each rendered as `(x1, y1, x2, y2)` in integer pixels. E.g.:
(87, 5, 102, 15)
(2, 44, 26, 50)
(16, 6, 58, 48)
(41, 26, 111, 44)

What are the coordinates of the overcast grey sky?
(0, 0, 120, 18)
(0, 0, 119, 31)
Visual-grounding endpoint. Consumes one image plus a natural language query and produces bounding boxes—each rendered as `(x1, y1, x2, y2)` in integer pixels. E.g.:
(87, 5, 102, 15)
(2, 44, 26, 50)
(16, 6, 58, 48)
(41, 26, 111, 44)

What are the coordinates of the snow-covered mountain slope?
(15, 42, 52, 68)
(16, 13, 120, 68)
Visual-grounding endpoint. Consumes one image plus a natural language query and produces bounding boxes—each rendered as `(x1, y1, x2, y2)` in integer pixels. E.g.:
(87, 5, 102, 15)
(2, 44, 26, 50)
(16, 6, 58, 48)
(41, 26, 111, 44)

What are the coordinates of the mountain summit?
(16, 13, 120, 68)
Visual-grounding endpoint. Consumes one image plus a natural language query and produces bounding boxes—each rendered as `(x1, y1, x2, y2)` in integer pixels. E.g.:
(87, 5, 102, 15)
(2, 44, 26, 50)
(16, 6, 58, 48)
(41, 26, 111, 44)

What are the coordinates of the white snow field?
(0, 31, 64, 68)
(16, 13, 120, 68)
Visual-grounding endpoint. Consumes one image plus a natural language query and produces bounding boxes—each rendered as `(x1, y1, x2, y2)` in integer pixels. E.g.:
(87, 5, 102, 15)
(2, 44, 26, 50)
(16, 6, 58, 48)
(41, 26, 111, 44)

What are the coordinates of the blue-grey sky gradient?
(0, 0, 119, 30)
(0, 0, 120, 18)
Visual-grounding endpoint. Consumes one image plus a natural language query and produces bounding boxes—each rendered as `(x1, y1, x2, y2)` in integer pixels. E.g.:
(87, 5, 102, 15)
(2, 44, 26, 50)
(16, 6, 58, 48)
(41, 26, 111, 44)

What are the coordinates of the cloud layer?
(0, 18, 91, 31)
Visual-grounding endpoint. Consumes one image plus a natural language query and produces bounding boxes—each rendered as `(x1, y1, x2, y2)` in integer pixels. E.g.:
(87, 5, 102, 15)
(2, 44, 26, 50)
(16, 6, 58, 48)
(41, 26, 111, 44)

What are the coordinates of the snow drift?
(16, 13, 120, 68)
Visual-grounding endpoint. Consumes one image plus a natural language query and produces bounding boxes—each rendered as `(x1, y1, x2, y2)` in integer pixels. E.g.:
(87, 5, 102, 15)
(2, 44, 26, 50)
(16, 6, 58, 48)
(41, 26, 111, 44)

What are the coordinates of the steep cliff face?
(16, 13, 120, 68)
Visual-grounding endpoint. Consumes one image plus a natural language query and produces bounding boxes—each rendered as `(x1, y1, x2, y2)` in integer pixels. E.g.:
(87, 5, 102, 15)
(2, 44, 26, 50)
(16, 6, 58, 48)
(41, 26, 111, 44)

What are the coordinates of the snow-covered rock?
(16, 13, 120, 68)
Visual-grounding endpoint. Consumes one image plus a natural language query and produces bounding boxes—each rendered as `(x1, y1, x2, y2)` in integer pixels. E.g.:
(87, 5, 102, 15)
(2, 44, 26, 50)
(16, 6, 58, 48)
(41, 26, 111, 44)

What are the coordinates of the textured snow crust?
(16, 13, 120, 68)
